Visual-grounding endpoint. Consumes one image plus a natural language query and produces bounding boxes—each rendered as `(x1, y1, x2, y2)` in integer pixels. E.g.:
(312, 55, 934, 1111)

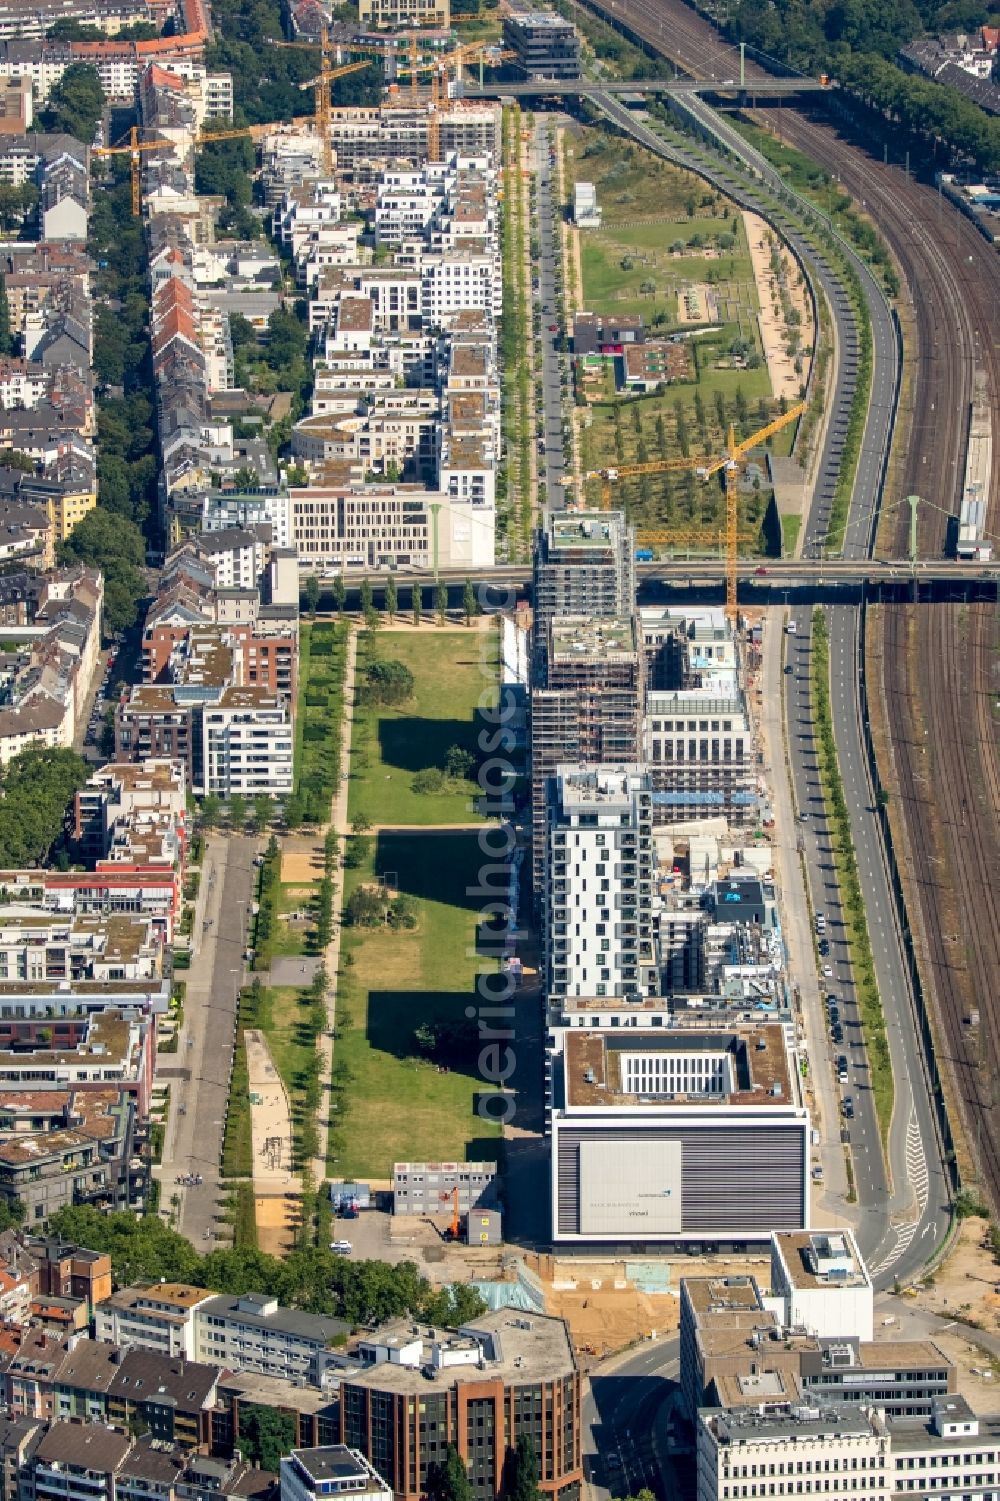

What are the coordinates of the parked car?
(330, 1240, 352, 1255)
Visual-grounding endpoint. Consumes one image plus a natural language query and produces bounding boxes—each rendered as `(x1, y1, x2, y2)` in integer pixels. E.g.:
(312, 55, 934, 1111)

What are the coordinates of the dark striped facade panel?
(554, 1124, 806, 1237)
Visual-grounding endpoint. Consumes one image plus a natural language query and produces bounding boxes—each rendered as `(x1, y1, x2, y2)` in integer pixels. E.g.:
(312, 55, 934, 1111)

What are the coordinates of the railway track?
(581, 0, 1000, 1203)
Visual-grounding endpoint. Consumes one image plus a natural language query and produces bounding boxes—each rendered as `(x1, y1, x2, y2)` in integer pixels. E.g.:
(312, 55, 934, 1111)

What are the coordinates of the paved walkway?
(310, 624, 359, 1185)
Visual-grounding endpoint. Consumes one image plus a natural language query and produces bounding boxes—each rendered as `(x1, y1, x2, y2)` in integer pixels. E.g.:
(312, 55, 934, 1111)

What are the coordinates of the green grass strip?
(810, 608, 893, 1146)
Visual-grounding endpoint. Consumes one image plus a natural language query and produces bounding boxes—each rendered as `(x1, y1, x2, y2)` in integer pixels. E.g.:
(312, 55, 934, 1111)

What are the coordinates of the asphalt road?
(533, 118, 568, 510)
(591, 93, 951, 1283)
(156, 834, 256, 1245)
(583, 1337, 682, 1501)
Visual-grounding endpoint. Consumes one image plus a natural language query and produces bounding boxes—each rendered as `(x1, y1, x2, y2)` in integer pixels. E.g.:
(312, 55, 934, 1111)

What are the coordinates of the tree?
(0, 275, 11, 357)
(463, 578, 477, 627)
(412, 584, 424, 626)
(41, 63, 103, 142)
(229, 312, 256, 349)
(201, 794, 221, 829)
(362, 659, 414, 706)
(385, 573, 397, 620)
(237, 1405, 296, 1471)
(305, 575, 320, 618)
(427, 1448, 471, 1501)
(359, 577, 373, 616)
(252, 795, 271, 833)
(332, 575, 346, 616)
(0, 745, 87, 867)
(99, 707, 116, 760)
(436, 582, 447, 624)
(228, 794, 247, 831)
(0, 1196, 25, 1233)
(508, 1435, 541, 1501)
(444, 745, 474, 780)
(57, 507, 147, 636)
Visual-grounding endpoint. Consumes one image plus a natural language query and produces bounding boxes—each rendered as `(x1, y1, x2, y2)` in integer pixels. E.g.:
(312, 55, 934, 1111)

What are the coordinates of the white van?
(786, 620, 798, 634)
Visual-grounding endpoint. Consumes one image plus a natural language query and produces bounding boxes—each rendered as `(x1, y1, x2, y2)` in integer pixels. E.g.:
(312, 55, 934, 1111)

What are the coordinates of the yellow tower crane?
(269, 31, 370, 172)
(92, 127, 176, 216)
(586, 400, 806, 618)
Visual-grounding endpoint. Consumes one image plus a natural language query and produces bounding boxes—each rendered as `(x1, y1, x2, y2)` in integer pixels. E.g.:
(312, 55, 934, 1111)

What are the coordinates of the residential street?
(156, 834, 256, 1245)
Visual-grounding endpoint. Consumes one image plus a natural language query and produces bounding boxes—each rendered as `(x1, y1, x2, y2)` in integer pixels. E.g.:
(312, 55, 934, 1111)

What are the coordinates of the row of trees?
(47, 1205, 488, 1328)
(727, 0, 1000, 173)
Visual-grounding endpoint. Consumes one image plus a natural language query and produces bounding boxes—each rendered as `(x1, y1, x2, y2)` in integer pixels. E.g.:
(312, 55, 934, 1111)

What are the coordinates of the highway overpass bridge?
(466, 76, 829, 98)
(312, 560, 999, 610)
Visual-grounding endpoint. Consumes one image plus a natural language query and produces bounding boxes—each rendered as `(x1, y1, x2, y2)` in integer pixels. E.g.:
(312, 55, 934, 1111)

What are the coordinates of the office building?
(549, 1025, 809, 1245)
(392, 1161, 498, 1216)
(696, 1402, 890, 1501)
(678, 1267, 956, 1424)
(545, 765, 658, 1002)
(359, 0, 448, 27)
(337, 1310, 581, 1501)
(502, 12, 581, 79)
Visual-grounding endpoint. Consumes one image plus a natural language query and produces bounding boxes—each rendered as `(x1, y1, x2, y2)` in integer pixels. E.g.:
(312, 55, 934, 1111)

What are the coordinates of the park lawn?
(348, 629, 497, 828)
(782, 513, 803, 556)
(329, 832, 503, 1180)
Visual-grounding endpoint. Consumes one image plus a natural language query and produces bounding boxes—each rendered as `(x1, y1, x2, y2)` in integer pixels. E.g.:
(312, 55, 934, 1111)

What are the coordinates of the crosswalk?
(870, 1109, 929, 1278)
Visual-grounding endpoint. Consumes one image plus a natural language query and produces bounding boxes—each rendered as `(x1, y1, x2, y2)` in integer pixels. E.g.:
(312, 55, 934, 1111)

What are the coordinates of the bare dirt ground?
(743, 210, 814, 402)
(526, 1251, 772, 1356)
(280, 837, 324, 885)
(917, 1217, 1000, 1329)
(255, 1193, 299, 1258)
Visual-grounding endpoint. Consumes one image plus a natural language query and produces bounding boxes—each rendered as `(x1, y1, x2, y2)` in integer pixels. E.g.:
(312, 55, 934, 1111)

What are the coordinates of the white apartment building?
(546, 765, 658, 1002)
(201, 488, 292, 549)
(94, 1283, 214, 1357)
(768, 1229, 874, 1343)
(193, 527, 263, 591)
(697, 1403, 891, 1501)
(201, 689, 293, 798)
(194, 1292, 349, 1386)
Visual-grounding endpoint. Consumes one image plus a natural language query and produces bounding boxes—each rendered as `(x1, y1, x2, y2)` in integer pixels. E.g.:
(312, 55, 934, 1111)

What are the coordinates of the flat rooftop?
(550, 614, 637, 659)
(549, 514, 625, 550)
(703, 1402, 876, 1443)
(774, 1230, 870, 1290)
(564, 1026, 793, 1110)
(345, 1311, 575, 1390)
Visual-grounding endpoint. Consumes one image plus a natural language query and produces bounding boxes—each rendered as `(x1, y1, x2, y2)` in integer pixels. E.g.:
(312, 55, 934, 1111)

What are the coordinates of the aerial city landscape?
(0, 0, 994, 1495)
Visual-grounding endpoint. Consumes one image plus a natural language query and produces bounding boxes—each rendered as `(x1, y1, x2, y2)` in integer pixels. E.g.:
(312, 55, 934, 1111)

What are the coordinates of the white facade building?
(767, 1229, 874, 1343)
(697, 1403, 890, 1501)
(201, 690, 293, 798)
(546, 765, 658, 1001)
